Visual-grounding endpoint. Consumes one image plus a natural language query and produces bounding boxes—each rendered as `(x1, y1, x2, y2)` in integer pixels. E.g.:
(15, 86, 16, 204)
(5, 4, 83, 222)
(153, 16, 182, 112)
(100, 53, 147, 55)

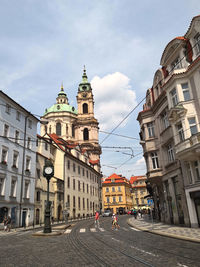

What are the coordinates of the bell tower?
(76, 66, 101, 161)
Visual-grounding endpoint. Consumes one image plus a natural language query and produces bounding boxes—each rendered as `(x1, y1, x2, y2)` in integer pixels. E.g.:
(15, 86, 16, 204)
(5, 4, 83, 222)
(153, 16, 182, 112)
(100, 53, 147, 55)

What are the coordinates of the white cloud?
(91, 72, 137, 131)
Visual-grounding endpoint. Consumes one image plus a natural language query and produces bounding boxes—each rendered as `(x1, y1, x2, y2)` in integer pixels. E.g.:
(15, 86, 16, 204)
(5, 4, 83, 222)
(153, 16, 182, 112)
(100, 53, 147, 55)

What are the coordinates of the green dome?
(44, 103, 77, 115)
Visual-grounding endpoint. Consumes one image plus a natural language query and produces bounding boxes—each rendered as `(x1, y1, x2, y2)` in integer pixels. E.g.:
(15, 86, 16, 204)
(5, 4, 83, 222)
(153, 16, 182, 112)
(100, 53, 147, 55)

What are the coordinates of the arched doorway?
(36, 209, 40, 225)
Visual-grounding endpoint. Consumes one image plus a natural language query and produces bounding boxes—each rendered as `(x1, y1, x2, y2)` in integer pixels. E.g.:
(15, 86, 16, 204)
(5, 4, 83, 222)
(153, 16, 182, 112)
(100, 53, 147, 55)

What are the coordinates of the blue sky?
(0, 0, 199, 178)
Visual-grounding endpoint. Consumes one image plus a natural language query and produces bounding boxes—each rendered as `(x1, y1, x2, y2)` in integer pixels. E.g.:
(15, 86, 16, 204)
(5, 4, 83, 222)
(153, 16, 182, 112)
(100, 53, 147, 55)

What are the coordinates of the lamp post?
(43, 159, 54, 233)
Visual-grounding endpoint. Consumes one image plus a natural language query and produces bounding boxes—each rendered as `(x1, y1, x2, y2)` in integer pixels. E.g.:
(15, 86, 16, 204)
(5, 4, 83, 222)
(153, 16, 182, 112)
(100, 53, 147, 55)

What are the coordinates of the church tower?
(76, 67, 101, 162)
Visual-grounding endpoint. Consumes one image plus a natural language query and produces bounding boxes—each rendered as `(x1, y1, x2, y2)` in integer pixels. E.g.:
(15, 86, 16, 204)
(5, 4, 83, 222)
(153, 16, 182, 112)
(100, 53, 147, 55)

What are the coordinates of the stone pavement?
(128, 215, 200, 243)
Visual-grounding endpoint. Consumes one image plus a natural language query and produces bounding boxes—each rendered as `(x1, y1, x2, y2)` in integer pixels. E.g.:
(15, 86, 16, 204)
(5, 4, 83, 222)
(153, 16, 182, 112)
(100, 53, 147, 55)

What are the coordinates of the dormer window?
(194, 33, 200, 55)
(171, 57, 182, 71)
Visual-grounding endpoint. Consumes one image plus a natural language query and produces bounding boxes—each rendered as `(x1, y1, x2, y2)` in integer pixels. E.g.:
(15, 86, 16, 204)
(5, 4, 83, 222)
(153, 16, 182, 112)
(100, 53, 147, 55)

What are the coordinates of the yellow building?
(130, 175, 148, 209)
(102, 173, 132, 214)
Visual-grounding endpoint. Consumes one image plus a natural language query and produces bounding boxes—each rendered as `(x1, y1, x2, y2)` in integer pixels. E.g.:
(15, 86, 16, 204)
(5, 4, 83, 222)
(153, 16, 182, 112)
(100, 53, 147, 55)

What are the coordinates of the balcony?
(175, 133, 200, 160)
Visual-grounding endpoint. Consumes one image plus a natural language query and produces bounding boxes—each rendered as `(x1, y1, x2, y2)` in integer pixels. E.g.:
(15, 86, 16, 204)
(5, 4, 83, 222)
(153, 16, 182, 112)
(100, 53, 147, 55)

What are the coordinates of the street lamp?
(43, 159, 54, 233)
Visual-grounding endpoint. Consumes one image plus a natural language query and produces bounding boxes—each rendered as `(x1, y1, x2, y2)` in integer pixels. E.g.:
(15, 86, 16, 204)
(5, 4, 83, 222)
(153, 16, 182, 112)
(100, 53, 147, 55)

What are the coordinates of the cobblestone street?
(0, 216, 200, 267)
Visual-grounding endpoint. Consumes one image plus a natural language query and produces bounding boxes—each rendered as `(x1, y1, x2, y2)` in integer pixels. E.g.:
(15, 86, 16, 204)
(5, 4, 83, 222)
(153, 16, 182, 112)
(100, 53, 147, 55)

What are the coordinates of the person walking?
(3, 216, 7, 232)
(94, 211, 100, 228)
(112, 213, 119, 230)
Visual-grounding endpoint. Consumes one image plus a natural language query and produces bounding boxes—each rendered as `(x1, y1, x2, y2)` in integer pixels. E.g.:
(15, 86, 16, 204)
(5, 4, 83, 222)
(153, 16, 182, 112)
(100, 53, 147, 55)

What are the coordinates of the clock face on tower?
(82, 93, 87, 98)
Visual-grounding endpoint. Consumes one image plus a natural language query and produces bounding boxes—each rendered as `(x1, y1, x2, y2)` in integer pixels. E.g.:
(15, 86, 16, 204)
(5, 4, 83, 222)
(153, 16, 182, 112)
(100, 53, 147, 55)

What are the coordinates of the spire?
(61, 82, 64, 91)
(82, 65, 88, 84)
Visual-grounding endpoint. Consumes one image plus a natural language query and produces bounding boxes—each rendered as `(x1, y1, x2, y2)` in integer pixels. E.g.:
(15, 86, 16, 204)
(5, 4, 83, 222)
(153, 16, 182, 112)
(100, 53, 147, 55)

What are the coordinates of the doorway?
(194, 198, 200, 226)
(22, 210, 27, 227)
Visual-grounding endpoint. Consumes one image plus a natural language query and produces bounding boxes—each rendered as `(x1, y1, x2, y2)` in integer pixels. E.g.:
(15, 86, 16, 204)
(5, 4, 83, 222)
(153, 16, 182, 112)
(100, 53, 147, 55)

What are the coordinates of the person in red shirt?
(95, 211, 100, 228)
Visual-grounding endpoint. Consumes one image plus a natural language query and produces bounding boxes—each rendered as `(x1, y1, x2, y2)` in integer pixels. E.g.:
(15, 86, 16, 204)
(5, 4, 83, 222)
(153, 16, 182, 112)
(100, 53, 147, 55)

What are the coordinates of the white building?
(0, 90, 39, 227)
(138, 15, 200, 227)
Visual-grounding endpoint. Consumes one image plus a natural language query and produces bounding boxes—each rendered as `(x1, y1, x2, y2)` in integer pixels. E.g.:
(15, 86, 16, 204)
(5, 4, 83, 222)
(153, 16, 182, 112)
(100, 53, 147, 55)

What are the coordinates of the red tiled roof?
(48, 133, 65, 151)
(89, 159, 99, 165)
(103, 173, 131, 185)
(130, 175, 146, 184)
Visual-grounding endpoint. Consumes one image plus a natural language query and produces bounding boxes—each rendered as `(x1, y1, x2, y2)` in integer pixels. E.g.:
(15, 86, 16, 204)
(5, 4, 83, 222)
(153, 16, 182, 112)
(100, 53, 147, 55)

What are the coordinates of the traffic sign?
(147, 199, 154, 206)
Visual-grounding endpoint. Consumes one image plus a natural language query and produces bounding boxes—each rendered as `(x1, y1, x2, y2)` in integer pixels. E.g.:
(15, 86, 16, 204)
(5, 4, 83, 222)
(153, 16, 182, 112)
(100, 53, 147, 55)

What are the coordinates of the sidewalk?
(128, 215, 200, 243)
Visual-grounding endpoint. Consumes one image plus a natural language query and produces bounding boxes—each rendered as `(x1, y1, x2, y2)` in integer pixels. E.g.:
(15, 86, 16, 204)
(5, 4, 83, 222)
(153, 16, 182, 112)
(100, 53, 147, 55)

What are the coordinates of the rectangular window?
(24, 180, 30, 198)
(177, 123, 185, 142)
(45, 142, 48, 151)
(147, 122, 155, 138)
(170, 88, 178, 107)
(5, 104, 11, 114)
(12, 151, 19, 168)
(112, 187, 115, 192)
(161, 110, 169, 130)
(118, 186, 121, 192)
(113, 196, 116, 203)
(67, 177, 70, 188)
(78, 181, 81, 191)
(73, 179, 75, 190)
(194, 161, 200, 181)
(86, 170, 88, 178)
(15, 130, 19, 143)
(1, 148, 8, 164)
(83, 198, 85, 210)
(67, 195, 70, 206)
(16, 111, 21, 121)
(107, 197, 110, 203)
(25, 157, 31, 171)
(0, 177, 5, 196)
(78, 166, 80, 174)
(181, 83, 190, 101)
(4, 124, 9, 137)
(167, 144, 175, 163)
(87, 199, 89, 210)
(28, 119, 32, 129)
(87, 184, 89, 193)
(67, 160, 70, 170)
(27, 137, 31, 149)
(119, 196, 122, 202)
(186, 163, 193, 184)
(188, 117, 197, 136)
(73, 163, 76, 172)
(83, 182, 85, 193)
(10, 178, 17, 197)
(151, 152, 159, 169)
(78, 197, 80, 210)
(82, 168, 85, 176)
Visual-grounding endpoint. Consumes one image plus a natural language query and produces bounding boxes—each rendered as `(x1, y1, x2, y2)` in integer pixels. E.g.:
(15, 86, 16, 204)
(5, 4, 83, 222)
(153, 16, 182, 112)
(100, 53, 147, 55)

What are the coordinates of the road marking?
(111, 238, 120, 242)
(130, 227, 141, 232)
(64, 229, 71, 234)
(17, 231, 31, 236)
(131, 245, 158, 257)
(90, 228, 97, 232)
(99, 228, 105, 232)
(177, 263, 189, 267)
(80, 228, 86, 233)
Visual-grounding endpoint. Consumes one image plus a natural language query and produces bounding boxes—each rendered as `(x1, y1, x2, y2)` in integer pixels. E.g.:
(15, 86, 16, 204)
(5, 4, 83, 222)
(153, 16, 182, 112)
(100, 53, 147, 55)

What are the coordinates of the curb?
(32, 224, 71, 237)
(127, 218, 200, 244)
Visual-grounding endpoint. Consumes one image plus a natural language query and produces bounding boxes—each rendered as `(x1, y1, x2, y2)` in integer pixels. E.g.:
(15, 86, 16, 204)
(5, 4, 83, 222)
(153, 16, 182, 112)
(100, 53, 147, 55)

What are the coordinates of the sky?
(0, 0, 199, 179)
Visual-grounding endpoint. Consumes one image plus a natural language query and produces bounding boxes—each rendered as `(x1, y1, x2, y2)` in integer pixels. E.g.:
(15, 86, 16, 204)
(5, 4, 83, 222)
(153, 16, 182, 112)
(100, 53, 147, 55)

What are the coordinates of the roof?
(130, 175, 146, 184)
(44, 103, 77, 115)
(185, 15, 200, 37)
(0, 90, 39, 122)
(103, 173, 131, 185)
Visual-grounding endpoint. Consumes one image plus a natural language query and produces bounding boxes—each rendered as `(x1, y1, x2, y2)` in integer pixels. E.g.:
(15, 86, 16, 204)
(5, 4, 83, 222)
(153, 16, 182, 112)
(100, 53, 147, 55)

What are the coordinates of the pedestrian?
(6, 216, 11, 232)
(112, 213, 119, 230)
(3, 216, 7, 232)
(94, 211, 100, 228)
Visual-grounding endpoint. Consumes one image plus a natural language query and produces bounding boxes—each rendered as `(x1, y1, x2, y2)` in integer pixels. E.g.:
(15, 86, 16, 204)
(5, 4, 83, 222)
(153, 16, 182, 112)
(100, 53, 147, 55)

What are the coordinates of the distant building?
(130, 175, 148, 209)
(102, 173, 132, 214)
(38, 68, 102, 219)
(0, 90, 39, 227)
(137, 15, 200, 227)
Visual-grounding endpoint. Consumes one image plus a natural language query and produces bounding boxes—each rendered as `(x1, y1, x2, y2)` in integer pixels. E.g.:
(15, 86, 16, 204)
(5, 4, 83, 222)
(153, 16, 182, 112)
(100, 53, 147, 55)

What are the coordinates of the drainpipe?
(19, 115, 29, 227)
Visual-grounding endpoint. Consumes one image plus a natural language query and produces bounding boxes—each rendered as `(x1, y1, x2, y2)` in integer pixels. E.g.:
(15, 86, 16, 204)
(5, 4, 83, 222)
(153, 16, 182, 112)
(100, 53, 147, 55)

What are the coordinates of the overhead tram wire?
(99, 38, 200, 145)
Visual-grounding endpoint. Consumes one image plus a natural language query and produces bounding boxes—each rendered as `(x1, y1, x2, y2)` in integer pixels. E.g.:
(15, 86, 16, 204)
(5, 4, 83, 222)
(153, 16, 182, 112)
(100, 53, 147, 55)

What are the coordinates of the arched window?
(72, 124, 75, 137)
(83, 103, 88, 114)
(56, 122, 61, 136)
(49, 125, 52, 134)
(83, 128, 89, 140)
